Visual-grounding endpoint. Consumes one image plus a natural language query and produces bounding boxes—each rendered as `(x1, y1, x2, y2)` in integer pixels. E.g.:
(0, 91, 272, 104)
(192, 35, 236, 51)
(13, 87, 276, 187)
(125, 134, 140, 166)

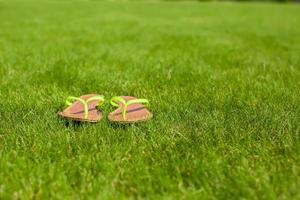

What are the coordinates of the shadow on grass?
(57, 117, 88, 131)
(109, 121, 135, 130)
(57, 116, 136, 131)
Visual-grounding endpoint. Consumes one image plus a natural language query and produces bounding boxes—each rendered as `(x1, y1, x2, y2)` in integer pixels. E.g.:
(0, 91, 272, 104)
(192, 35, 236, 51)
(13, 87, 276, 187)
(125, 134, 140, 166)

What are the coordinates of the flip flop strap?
(66, 95, 104, 119)
(86, 95, 105, 107)
(110, 96, 149, 120)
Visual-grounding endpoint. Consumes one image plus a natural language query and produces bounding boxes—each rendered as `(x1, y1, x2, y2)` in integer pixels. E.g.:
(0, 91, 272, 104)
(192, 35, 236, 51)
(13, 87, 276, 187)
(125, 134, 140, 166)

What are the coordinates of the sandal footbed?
(58, 94, 103, 122)
(108, 96, 153, 123)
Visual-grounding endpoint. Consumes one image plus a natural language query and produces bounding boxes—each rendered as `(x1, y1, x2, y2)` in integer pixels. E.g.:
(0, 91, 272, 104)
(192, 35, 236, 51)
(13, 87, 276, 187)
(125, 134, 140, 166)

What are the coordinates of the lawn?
(0, 0, 300, 199)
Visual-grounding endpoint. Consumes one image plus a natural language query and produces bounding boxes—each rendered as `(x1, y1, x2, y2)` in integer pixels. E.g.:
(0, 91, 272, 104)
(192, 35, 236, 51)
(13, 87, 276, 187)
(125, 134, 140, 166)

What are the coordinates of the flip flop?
(58, 94, 105, 122)
(108, 96, 153, 123)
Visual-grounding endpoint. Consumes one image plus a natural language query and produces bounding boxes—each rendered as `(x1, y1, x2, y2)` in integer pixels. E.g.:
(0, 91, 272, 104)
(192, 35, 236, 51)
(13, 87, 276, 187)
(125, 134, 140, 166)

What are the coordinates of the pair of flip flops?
(58, 94, 153, 123)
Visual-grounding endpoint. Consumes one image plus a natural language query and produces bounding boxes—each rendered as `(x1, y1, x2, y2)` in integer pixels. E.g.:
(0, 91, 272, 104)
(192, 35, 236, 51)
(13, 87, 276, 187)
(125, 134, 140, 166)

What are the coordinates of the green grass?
(0, 0, 300, 199)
